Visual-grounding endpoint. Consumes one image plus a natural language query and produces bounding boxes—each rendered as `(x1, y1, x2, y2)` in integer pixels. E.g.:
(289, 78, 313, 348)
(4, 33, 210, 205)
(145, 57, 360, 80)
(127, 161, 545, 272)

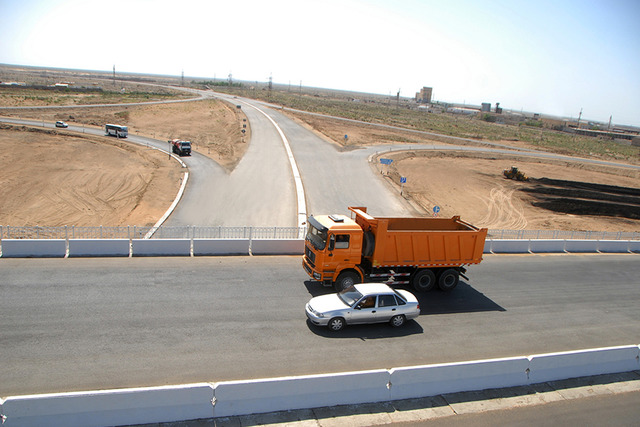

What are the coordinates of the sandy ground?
(0, 124, 181, 227)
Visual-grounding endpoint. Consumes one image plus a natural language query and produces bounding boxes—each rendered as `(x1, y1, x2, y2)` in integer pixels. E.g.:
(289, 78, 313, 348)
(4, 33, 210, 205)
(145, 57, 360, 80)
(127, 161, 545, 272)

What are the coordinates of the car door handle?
(372, 310, 376, 313)
(392, 308, 396, 311)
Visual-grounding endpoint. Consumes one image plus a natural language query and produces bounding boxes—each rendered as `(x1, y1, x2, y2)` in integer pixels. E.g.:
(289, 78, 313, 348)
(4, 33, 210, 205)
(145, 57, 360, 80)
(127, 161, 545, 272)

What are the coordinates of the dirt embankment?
(0, 125, 181, 227)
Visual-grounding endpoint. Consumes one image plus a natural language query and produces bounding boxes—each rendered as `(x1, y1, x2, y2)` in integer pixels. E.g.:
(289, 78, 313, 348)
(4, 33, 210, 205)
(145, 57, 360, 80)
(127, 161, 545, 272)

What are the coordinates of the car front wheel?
(389, 314, 406, 327)
(327, 317, 345, 331)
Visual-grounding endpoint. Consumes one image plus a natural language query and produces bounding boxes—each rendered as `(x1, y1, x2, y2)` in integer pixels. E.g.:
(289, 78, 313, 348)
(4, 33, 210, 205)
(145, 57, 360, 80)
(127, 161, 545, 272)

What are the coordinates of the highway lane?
(1, 254, 638, 396)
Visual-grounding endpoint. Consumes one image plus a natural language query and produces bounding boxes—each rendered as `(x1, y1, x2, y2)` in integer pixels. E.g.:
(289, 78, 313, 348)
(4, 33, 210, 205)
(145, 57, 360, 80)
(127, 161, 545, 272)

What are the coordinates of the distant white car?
(55, 121, 68, 128)
(305, 283, 420, 331)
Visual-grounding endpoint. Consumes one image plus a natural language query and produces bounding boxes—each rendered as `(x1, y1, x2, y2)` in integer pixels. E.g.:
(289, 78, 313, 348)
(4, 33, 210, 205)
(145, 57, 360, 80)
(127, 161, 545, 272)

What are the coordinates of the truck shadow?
(306, 318, 424, 339)
(415, 281, 506, 315)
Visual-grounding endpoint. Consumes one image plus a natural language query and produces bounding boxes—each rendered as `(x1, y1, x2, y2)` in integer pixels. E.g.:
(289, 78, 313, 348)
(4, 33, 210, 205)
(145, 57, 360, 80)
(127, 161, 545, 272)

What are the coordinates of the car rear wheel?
(390, 314, 406, 327)
(327, 317, 345, 331)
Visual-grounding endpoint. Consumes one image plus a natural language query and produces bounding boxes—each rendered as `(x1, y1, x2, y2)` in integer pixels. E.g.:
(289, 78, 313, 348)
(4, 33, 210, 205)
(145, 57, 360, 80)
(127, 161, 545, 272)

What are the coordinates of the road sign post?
(400, 176, 407, 195)
(380, 158, 393, 175)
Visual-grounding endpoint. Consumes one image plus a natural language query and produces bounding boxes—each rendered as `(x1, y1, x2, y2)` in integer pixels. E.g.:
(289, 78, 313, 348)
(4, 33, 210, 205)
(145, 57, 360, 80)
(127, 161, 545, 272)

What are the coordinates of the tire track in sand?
(478, 185, 528, 229)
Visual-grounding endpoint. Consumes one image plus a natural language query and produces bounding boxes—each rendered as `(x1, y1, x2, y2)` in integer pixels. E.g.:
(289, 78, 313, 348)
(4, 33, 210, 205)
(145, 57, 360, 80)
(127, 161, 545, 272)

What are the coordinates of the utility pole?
(112, 65, 116, 86)
(181, 69, 184, 86)
(577, 108, 583, 129)
(608, 115, 612, 131)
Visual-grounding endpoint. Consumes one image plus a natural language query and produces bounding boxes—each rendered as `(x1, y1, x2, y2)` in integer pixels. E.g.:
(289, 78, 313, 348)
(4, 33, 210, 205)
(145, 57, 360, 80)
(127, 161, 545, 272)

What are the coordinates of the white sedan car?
(305, 283, 420, 331)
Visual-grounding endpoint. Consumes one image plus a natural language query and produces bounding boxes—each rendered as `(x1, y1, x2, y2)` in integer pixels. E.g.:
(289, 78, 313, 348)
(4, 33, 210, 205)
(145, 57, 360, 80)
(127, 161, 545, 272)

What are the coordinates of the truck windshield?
(306, 217, 327, 250)
(338, 286, 363, 307)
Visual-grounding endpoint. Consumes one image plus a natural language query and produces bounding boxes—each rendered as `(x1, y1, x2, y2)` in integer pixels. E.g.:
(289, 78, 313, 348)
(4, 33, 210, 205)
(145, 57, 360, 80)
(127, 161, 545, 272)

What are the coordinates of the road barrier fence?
(1, 225, 638, 241)
(2, 344, 638, 426)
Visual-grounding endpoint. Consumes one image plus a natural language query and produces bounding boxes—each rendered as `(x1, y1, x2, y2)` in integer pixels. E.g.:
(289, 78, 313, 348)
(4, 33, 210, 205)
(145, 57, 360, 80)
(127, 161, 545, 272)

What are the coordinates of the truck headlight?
(313, 272, 321, 280)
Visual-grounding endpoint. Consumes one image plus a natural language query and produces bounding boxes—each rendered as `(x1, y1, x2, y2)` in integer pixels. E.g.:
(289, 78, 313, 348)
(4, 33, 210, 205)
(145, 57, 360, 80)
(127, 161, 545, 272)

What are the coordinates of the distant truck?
(170, 139, 191, 156)
(302, 207, 487, 292)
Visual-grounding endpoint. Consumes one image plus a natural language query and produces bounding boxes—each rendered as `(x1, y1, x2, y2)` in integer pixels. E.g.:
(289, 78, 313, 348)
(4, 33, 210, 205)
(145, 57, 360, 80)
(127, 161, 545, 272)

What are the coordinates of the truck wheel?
(412, 269, 436, 292)
(327, 317, 345, 331)
(438, 268, 459, 291)
(389, 314, 406, 327)
(334, 271, 360, 292)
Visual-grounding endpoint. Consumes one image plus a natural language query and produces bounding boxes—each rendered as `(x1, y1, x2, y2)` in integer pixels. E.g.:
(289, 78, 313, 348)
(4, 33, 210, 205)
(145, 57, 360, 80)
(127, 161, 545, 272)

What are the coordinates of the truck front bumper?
(302, 258, 322, 281)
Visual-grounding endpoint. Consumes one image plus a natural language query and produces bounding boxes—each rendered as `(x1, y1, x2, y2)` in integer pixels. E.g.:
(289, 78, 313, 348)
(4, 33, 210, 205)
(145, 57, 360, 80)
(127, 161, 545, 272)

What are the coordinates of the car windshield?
(337, 285, 363, 307)
(306, 217, 327, 250)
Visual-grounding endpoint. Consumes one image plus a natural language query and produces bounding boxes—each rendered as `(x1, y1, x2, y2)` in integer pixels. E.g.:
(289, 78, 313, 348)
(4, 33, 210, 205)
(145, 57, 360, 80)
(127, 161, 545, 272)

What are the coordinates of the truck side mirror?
(328, 235, 335, 251)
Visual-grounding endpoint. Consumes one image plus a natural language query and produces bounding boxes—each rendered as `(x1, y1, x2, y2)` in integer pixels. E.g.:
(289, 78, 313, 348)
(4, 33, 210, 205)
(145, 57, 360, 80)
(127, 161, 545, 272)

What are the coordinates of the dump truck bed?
(350, 207, 487, 268)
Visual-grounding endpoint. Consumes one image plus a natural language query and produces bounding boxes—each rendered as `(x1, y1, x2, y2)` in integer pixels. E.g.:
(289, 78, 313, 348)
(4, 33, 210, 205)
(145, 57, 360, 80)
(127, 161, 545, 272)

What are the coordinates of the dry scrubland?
(2, 65, 639, 230)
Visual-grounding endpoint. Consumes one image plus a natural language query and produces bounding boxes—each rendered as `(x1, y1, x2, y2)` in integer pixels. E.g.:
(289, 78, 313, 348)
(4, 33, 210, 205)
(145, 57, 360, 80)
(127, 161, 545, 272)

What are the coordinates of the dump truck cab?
(302, 213, 364, 287)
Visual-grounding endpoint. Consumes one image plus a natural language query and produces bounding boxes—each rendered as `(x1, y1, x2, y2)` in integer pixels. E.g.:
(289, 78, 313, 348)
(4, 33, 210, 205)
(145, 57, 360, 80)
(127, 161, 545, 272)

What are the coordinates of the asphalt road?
(1, 253, 638, 397)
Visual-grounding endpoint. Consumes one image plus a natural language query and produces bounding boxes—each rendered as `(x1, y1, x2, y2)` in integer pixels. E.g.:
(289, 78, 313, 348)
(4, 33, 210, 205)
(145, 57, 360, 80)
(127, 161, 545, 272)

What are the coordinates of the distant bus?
(105, 124, 128, 138)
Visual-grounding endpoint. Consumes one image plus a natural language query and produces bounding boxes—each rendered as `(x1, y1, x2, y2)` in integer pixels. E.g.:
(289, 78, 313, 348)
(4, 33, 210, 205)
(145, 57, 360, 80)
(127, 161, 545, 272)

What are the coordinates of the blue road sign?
(380, 158, 393, 165)
(400, 177, 407, 183)
(433, 206, 440, 214)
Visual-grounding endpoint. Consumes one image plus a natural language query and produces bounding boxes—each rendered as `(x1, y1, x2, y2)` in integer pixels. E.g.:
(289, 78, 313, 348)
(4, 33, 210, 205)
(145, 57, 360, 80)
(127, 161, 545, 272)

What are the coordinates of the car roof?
(353, 282, 395, 296)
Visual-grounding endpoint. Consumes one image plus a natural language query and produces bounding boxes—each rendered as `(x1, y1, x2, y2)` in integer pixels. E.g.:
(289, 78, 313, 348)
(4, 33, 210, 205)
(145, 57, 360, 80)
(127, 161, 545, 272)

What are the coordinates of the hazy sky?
(1, 0, 639, 126)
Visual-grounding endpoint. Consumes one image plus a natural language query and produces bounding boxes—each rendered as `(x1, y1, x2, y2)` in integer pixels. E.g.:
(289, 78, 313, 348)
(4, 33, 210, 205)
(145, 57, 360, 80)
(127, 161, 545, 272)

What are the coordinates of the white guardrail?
(1, 344, 638, 426)
(0, 226, 639, 257)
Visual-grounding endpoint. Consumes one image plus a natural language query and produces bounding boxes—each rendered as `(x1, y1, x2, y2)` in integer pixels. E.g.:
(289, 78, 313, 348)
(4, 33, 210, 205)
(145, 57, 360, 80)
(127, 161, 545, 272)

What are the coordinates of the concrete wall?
(389, 357, 530, 401)
(131, 239, 191, 257)
(1, 384, 214, 427)
(211, 369, 390, 418)
(2, 238, 638, 258)
(0, 239, 66, 258)
(251, 239, 305, 255)
(193, 239, 250, 256)
(2, 345, 638, 425)
(68, 239, 130, 257)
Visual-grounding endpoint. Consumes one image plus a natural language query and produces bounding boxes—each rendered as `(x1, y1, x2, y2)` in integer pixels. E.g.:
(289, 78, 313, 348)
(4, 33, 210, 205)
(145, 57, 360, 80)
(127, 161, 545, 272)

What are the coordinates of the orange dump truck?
(302, 207, 487, 292)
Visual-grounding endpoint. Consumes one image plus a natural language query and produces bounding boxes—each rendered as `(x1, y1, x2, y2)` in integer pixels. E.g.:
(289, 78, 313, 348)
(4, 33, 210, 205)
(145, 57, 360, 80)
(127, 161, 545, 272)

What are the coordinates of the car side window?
(335, 234, 350, 249)
(395, 295, 406, 305)
(378, 294, 397, 307)
(358, 296, 376, 309)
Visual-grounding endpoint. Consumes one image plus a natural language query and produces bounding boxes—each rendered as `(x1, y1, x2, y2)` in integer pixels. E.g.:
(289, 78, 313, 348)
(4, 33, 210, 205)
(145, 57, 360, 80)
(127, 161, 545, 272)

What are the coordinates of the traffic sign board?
(433, 206, 440, 213)
(380, 158, 393, 165)
(400, 177, 407, 184)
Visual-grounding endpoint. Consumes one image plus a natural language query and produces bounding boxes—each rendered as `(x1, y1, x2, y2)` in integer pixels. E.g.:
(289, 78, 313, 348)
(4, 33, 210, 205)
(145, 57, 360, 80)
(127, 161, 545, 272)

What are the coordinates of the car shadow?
(303, 280, 505, 316)
(306, 318, 424, 339)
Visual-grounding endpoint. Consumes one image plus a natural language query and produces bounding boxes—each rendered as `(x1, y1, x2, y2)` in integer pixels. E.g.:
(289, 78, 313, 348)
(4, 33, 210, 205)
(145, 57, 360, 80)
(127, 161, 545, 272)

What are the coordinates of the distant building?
(415, 87, 433, 104)
(481, 103, 491, 112)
